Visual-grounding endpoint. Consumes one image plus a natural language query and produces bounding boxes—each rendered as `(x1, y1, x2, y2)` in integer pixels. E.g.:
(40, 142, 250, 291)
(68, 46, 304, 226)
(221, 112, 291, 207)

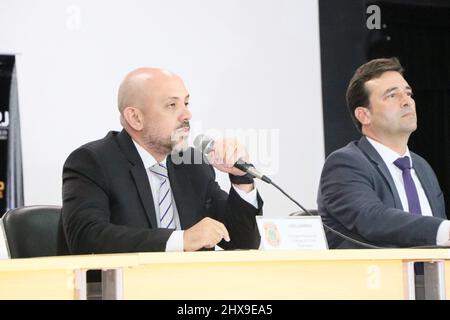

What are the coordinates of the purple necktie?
(393, 156, 422, 215)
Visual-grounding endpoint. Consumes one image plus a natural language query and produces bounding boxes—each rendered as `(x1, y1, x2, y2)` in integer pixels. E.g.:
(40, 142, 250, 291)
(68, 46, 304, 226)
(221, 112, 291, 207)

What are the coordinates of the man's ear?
(123, 107, 144, 131)
(354, 106, 371, 127)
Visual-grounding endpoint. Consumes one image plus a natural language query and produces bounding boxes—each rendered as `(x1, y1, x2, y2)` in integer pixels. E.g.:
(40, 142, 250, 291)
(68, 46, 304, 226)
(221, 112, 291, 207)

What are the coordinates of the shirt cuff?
(165, 230, 185, 252)
(232, 184, 258, 209)
(436, 220, 450, 246)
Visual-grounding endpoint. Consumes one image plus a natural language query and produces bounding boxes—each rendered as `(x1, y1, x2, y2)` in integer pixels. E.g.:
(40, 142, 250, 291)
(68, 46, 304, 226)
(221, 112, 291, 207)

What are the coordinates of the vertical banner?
(0, 55, 24, 217)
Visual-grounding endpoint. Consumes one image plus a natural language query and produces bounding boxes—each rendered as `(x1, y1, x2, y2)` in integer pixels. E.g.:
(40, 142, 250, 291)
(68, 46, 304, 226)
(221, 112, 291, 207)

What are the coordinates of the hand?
(183, 217, 230, 251)
(207, 137, 249, 176)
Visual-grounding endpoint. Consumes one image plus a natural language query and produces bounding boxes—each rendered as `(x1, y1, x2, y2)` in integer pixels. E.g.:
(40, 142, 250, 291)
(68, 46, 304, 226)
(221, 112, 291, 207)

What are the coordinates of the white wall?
(0, 0, 324, 217)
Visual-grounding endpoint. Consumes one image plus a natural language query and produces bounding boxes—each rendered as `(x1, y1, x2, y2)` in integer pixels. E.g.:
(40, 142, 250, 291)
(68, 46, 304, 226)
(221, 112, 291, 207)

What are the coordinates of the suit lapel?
(167, 155, 199, 229)
(411, 153, 442, 218)
(116, 130, 158, 228)
(358, 136, 404, 209)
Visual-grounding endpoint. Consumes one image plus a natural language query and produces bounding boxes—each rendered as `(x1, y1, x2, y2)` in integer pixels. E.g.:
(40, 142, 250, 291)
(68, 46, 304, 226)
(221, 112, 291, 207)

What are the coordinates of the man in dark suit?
(317, 58, 448, 249)
(62, 68, 262, 254)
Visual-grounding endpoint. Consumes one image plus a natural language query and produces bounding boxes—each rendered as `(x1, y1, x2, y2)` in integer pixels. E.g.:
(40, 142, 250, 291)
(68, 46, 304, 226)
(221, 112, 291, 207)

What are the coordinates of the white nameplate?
(257, 216, 328, 250)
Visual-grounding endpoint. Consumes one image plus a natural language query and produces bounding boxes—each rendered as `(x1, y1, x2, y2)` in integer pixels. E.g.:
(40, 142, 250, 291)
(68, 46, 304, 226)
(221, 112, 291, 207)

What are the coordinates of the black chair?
(2, 205, 69, 258)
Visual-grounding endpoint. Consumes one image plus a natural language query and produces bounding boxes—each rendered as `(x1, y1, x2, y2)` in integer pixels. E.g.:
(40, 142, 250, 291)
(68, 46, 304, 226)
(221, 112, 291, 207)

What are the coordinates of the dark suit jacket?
(62, 130, 262, 254)
(317, 136, 446, 248)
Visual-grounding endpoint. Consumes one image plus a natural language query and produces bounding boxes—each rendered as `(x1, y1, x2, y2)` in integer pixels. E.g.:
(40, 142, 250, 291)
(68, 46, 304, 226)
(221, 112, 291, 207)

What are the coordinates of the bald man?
(62, 68, 263, 254)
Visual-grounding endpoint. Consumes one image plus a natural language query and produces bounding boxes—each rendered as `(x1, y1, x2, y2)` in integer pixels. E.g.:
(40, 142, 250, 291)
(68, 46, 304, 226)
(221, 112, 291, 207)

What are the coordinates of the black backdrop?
(0, 55, 15, 215)
(319, 0, 450, 216)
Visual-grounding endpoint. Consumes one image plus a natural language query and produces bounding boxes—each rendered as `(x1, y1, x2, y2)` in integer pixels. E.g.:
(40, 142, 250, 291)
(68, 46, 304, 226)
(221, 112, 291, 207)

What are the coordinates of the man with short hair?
(317, 58, 448, 249)
(62, 67, 262, 254)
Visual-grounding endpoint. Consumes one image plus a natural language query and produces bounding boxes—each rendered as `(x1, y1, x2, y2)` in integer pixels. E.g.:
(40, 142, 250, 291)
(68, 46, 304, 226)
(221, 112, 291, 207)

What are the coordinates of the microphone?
(193, 133, 384, 249)
(193, 134, 443, 250)
(193, 134, 272, 183)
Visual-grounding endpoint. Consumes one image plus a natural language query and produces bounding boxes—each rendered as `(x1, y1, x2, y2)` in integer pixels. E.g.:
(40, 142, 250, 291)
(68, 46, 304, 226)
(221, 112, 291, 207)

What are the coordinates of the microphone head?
(193, 134, 214, 154)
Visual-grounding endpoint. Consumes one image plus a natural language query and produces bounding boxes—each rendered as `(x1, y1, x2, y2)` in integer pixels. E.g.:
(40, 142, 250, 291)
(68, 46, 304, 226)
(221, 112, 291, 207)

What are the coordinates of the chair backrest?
(2, 205, 69, 258)
(289, 209, 319, 216)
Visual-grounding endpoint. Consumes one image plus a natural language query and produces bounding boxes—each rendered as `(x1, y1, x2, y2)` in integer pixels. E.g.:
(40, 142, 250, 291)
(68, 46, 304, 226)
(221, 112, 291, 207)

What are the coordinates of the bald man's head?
(116, 67, 191, 160)
(117, 67, 180, 114)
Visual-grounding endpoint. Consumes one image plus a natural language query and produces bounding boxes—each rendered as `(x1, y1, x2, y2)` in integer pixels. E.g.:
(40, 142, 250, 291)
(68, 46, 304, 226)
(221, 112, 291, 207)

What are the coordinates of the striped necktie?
(149, 163, 175, 229)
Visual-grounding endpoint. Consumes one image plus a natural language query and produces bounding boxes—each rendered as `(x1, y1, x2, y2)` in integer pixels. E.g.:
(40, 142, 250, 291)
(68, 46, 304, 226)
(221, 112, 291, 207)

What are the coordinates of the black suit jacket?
(317, 136, 446, 248)
(62, 130, 262, 254)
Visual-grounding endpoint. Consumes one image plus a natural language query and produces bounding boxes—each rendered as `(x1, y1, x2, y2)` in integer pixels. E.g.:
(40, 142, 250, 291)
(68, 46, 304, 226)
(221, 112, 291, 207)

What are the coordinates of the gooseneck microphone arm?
(193, 134, 381, 249)
(267, 180, 381, 249)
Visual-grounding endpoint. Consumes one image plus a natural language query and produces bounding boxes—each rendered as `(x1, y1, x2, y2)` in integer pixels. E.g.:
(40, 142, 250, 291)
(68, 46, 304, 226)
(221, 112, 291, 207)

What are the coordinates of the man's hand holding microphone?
(183, 136, 254, 251)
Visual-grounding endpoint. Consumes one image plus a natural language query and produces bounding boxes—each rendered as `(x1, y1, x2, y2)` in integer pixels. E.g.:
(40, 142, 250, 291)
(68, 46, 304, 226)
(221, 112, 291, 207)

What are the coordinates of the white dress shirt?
(133, 140, 259, 251)
(367, 137, 450, 246)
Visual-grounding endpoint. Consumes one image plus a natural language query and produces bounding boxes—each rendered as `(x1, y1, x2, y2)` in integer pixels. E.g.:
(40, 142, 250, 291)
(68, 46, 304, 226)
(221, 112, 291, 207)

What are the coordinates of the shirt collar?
(366, 136, 412, 166)
(132, 139, 167, 169)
